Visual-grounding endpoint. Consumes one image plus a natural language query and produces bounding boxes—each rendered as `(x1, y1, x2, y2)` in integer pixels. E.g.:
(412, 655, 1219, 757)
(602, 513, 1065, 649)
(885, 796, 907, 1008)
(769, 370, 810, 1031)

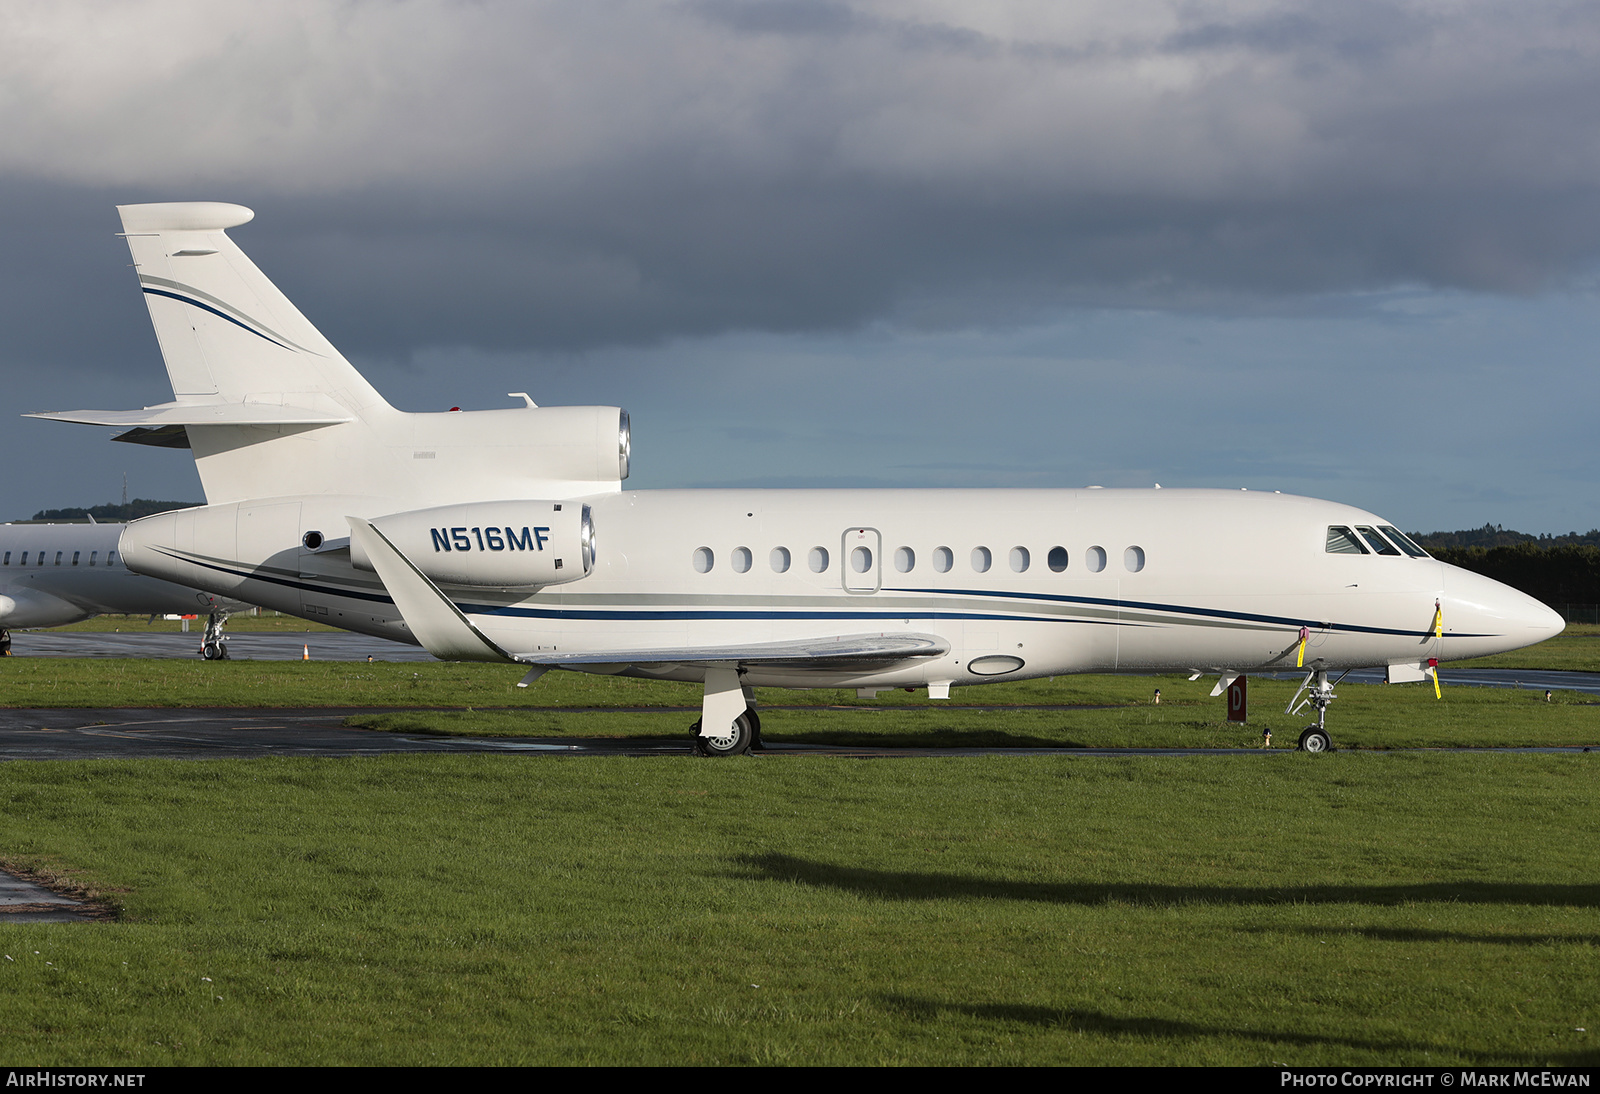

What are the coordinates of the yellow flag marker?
(1428, 600, 1443, 697)
(1296, 626, 1309, 668)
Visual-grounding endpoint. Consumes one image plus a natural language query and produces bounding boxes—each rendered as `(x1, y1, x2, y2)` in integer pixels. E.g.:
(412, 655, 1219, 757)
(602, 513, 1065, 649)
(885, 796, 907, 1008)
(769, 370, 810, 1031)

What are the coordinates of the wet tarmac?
(2, 631, 1595, 762)
(0, 705, 1590, 762)
(8, 630, 433, 661)
(0, 867, 96, 922)
(9, 630, 1600, 694)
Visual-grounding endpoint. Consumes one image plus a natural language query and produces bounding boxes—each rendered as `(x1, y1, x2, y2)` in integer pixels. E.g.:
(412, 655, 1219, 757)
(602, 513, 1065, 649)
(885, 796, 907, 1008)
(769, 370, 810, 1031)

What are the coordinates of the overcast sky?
(3, 0, 1598, 532)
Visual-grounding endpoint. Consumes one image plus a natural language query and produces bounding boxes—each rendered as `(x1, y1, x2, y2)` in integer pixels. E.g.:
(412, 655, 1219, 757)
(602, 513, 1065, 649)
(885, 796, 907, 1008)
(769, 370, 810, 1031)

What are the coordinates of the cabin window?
(19, 552, 27, 565)
(808, 547, 829, 573)
(108, 551, 118, 567)
(1356, 526, 1401, 556)
(1047, 546, 1068, 572)
(851, 546, 872, 574)
(894, 546, 914, 573)
(933, 546, 953, 573)
(1086, 546, 1107, 573)
(2, 552, 8, 565)
(1124, 545, 1145, 572)
(1379, 526, 1429, 558)
(54, 552, 62, 566)
(72, 551, 80, 566)
(693, 546, 714, 573)
(1325, 526, 1367, 554)
(731, 546, 752, 573)
(1009, 547, 1030, 573)
(971, 547, 991, 573)
(89, 552, 97, 566)
(770, 546, 790, 573)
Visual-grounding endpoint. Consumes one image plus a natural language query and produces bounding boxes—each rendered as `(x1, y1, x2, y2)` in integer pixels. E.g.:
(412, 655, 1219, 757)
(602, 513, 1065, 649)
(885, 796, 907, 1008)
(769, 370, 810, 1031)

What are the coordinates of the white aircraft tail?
(118, 202, 390, 415)
(33, 203, 629, 507)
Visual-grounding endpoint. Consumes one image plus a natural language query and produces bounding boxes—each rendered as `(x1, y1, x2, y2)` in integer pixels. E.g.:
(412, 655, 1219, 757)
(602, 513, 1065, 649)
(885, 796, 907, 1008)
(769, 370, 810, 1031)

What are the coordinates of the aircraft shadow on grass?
(1242, 923, 1600, 947)
(877, 997, 1599, 1064)
(732, 852, 1600, 909)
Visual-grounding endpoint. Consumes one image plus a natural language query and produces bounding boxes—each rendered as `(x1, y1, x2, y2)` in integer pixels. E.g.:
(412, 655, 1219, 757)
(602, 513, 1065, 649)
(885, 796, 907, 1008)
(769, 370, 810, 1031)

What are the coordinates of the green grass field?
(0, 752, 1594, 1065)
(0, 627, 1595, 1065)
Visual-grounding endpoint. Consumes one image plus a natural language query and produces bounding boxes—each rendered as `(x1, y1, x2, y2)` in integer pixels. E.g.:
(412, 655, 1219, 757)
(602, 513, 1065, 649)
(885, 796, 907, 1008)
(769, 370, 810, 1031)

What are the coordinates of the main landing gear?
(1286, 668, 1348, 752)
(689, 666, 762, 756)
(0, 628, 10, 657)
(199, 610, 231, 661)
(690, 708, 762, 757)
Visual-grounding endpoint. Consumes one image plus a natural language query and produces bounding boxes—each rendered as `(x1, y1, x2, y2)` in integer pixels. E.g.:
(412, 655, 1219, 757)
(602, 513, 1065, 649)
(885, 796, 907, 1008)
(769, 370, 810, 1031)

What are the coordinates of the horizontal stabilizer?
(517, 633, 949, 670)
(346, 516, 515, 663)
(27, 402, 353, 428)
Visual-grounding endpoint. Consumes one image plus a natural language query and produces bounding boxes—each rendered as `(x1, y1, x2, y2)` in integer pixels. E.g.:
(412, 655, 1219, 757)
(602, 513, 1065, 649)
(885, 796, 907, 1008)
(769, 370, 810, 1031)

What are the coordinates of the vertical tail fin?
(117, 202, 389, 414)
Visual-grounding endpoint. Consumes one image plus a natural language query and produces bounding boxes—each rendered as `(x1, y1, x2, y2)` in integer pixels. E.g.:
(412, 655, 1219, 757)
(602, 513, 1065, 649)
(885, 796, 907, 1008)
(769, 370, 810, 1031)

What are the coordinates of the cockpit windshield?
(1378, 525, 1430, 558)
(1325, 526, 1368, 554)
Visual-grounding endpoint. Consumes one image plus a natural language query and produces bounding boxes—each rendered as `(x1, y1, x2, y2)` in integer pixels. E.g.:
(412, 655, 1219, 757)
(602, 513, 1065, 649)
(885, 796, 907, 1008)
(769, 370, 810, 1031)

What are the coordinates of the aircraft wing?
(346, 515, 948, 669)
(515, 632, 948, 669)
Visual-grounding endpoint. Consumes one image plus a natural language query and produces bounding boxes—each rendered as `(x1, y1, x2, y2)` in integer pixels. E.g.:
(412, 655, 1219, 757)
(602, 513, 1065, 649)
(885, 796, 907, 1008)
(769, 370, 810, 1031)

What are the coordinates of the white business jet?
(30, 203, 1564, 753)
(0, 519, 245, 658)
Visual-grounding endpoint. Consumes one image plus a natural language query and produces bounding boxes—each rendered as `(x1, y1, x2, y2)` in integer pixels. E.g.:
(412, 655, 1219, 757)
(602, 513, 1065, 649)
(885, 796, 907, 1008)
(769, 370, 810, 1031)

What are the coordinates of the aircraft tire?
(745, 707, 763, 751)
(201, 641, 228, 661)
(1297, 727, 1331, 752)
(0, 629, 9, 656)
(690, 711, 755, 757)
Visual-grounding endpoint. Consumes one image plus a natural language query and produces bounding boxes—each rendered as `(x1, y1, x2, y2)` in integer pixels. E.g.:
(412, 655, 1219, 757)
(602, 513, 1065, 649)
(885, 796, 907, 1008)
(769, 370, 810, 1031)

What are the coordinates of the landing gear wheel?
(0, 629, 10, 657)
(690, 710, 756, 757)
(201, 640, 228, 661)
(744, 707, 763, 751)
(1298, 727, 1331, 752)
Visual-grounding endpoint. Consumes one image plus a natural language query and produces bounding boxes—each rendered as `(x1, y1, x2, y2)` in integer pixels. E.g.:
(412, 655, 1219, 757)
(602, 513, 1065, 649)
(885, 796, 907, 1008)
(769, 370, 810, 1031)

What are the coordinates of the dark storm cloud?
(6, 1, 1600, 363)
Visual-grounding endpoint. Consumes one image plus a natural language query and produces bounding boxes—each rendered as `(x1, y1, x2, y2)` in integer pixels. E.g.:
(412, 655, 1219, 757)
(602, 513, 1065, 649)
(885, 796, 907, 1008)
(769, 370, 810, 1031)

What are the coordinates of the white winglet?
(346, 516, 514, 663)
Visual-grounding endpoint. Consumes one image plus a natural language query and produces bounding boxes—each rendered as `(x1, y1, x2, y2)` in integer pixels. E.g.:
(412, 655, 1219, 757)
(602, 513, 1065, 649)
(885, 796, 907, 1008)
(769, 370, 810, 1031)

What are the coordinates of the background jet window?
(1009, 547, 1029, 573)
(1124, 545, 1145, 572)
(1048, 546, 1068, 572)
(809, 546, 829, 573)
(1356, 526, 1401, 555)
(933, 546, 953, 573)
(89, 552, 98, 566)
(971, 546, 992, 573)
(54, 551, 62, 566)
(1086, 546, 1107, 572)
(894, 546, 915, 573)
(2, 552, 8, 565)
(72, 551, 80, 565)
(1379, 525, 1430, 558)
(108, 551, 118, 567)
(693, 546, 714, 573)
(731, 546, 752, 573)
(1325, 526, 1368, 554)
(770, 546, 790, 573)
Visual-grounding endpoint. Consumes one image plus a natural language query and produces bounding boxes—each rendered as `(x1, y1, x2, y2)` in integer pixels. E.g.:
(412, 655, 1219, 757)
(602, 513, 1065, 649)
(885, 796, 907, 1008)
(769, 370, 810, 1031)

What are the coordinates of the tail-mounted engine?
(351, 500, 595, 588)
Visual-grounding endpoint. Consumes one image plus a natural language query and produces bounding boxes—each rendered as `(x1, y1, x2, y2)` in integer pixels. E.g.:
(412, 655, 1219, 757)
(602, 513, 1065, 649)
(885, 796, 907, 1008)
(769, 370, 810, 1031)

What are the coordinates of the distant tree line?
(29, 499, 200, 522)
(1410, 525, 1600, 607)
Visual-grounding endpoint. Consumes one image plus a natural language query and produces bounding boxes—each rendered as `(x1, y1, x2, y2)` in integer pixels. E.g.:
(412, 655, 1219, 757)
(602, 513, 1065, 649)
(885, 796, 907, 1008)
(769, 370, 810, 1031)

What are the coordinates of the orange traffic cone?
(302, 644, 310, 661)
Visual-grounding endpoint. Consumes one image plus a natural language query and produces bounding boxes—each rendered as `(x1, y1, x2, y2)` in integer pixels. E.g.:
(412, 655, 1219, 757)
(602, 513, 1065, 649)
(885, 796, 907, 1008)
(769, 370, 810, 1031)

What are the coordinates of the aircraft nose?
(1440, 563, 1565, 658)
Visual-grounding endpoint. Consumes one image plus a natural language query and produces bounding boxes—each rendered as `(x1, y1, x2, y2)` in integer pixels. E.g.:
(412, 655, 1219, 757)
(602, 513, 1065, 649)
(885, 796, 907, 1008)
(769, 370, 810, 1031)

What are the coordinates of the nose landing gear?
(198, 610, 231, 661)
(1287, 668, 1348, 752)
